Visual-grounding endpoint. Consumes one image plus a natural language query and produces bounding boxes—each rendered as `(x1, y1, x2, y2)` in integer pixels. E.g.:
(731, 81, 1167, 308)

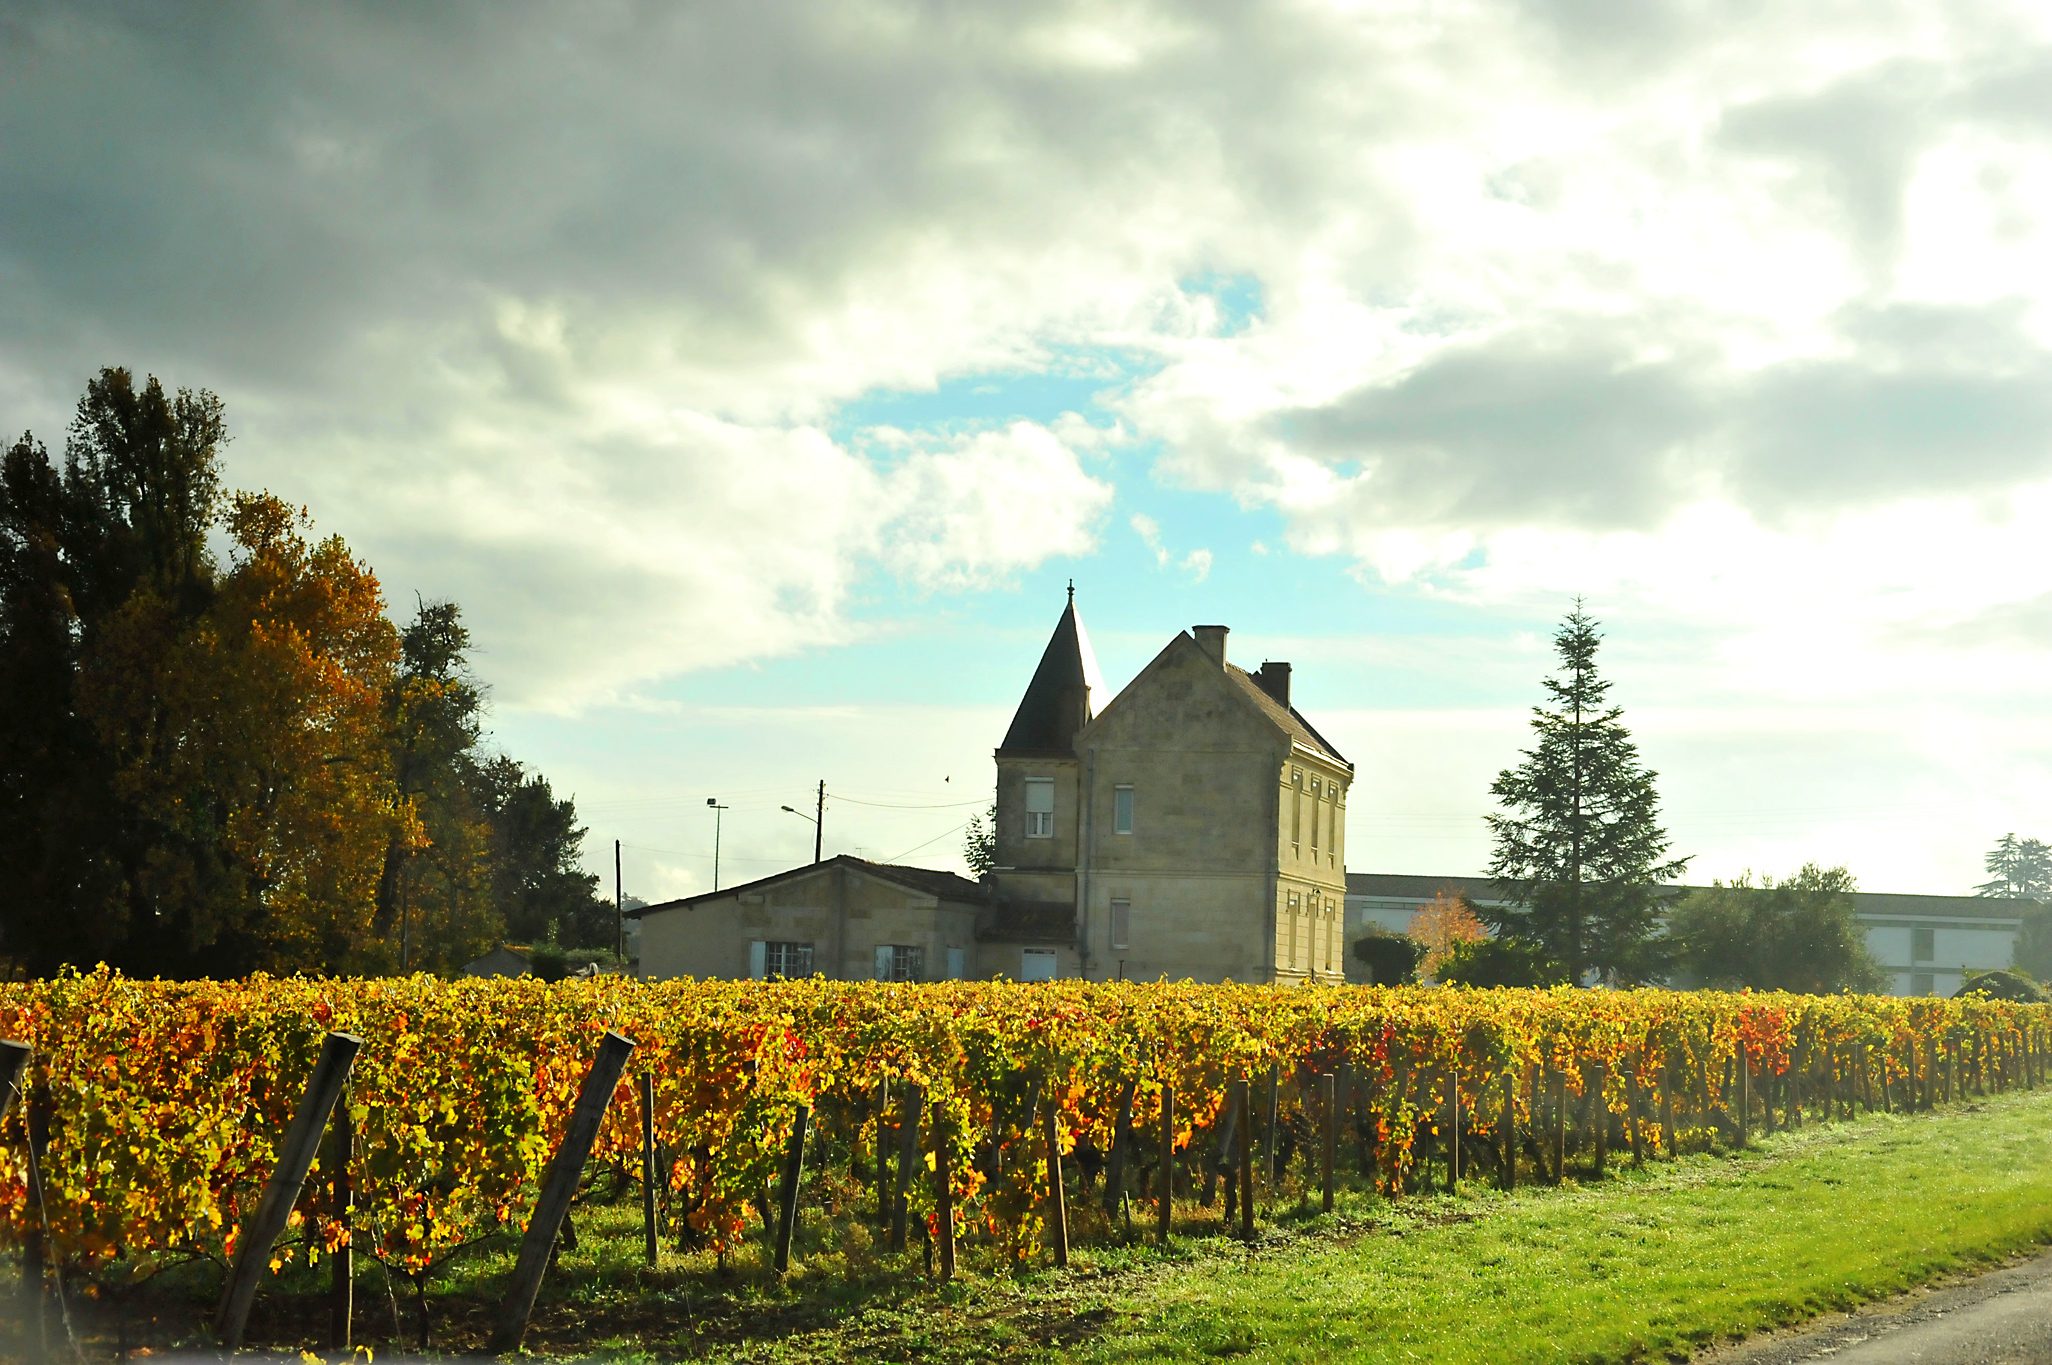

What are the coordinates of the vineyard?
(0, 970, 2047, 1351)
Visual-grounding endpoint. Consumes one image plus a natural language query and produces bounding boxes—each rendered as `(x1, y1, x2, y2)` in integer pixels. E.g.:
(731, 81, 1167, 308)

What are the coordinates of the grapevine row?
(0, 969, 2043, 1282)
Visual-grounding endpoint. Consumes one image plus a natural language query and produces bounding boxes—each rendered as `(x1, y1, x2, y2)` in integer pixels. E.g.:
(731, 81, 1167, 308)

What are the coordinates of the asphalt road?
(1701, 1252, 2052, 1365)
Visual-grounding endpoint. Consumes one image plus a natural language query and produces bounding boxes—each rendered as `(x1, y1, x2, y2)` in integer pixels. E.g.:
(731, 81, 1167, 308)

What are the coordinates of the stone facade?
(631, 596, 1355, 987)
(988, 603, 1353, 986)
(632, 856, 987, 982)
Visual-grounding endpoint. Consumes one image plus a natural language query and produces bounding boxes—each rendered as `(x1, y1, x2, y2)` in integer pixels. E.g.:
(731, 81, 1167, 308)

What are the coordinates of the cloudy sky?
(7, 0, 2052, 901)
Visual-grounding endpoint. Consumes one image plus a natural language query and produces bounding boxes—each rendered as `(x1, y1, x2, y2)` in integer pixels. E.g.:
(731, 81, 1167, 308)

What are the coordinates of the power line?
(885, 820, 974, 864)
(830, 794, 988, 811)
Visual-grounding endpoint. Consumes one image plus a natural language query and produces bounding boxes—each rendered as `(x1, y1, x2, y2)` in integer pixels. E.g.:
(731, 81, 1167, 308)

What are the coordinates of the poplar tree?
(1485, 604, 1688, 984)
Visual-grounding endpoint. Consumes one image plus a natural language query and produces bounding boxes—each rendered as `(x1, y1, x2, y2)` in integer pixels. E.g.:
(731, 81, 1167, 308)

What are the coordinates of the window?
(1111, 898, 1131, 949)
(1287, 891, 1301, 972)
(1310, 782, 1320, 856)
(1021, 949, 1058, 981)
(1912, 972, 1935, 996)
(946, 947, 966, 980)
(1025, 777, 1055, 839)
(1113, 784, 1134, 835)
(874, 944, 924, 982)
(763, 941, 812, 980)
(1912, 927, 1935, 962)
(1290, 769, 1303, 853)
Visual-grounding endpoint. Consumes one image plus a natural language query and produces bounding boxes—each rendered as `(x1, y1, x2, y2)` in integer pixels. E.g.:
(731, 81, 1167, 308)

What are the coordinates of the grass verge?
(25, 1086, 2052, 1362)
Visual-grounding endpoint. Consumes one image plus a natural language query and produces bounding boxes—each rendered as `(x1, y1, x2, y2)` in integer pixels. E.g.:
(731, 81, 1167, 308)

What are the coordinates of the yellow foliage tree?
(79, 493, 420, 973)
(1410, 888, 1487, 980)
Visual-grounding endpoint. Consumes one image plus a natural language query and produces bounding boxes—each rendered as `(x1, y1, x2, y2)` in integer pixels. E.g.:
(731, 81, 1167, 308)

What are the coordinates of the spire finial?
(1067, 578, 1075, 606)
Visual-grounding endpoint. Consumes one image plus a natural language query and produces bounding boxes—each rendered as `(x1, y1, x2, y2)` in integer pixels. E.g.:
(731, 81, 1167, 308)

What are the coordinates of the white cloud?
(9, 1, 2052, 891)
(1130, 512, 1212, 581)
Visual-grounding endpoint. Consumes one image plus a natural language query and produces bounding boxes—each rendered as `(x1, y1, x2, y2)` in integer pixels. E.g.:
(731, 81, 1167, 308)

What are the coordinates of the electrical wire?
(829, 795, 988, 811)
(884, 820, 974, 864)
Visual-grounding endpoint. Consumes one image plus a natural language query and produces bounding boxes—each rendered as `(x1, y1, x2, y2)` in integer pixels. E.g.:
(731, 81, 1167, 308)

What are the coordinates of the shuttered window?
(1025, 778, 1055, 838)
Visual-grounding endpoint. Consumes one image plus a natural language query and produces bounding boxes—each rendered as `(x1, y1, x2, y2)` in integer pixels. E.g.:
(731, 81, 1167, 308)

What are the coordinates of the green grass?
(1049, 1097, 2052, 1365)
(40, 1088, 2052, 1361)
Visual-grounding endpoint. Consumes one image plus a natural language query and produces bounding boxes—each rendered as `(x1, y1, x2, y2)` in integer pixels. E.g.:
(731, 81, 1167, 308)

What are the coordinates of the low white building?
(1344, 872, 2023, 997)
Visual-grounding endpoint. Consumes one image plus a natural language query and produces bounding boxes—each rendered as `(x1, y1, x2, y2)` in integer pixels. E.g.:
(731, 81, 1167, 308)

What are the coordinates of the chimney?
(1193, 625, 1229, 666)
(1256, 661, 1292, 707)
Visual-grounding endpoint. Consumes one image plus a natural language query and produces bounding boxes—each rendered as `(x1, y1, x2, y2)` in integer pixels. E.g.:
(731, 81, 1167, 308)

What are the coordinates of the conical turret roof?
(999, 587, 1106, 753)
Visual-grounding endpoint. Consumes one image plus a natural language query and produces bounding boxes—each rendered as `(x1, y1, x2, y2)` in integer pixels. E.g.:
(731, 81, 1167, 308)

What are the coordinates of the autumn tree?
(77, 491, 417, 973)
(1408, 889, 1487, 980)
(3, 368, 606, 977)
(1486, 604, 1688, 984)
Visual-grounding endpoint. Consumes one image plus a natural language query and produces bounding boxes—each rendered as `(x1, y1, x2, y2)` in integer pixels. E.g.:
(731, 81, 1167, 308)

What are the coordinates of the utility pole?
(615, 839, 624, 961)
(707, 798, 729, 891)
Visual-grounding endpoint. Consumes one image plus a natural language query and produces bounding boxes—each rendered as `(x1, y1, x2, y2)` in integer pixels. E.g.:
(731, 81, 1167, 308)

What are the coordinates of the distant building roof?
(627, 854, 990, 917)
(999, 591, 1106, 754)
(1345, 873, 2025, 924)
(462, 945, 533, 978)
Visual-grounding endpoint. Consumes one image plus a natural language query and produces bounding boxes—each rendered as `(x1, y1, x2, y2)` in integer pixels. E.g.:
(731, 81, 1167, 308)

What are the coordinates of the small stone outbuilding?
(634, 855, 1059, 982)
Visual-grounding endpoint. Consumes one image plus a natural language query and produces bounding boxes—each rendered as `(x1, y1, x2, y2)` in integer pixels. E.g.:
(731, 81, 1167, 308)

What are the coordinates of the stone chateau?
(631, 592, 1353, 985)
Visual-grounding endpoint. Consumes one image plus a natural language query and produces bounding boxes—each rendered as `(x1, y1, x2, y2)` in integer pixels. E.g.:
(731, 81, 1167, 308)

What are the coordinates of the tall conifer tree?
(1486, 604, 1688, 984)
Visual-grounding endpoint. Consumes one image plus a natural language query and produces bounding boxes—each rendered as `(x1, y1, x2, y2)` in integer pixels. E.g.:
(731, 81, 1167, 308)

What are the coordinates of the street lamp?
(780, 780, 825, 864)
(781, 805, 821, 864)
(706, 798, 729, 891)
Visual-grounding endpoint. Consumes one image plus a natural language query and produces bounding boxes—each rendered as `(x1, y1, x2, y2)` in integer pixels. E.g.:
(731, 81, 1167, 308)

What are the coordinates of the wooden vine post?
(1158, 1076, 1176, 1243)
(1659, 1065, 1676, 1160)
(890, 1083, 923, 1252)
(1589, 1064, 1607, 1176)
(1103, 1079, 1137, 1218)
(935, 1106, 957, 1282)
(489, 1030, 635, 1356)
(1320, 1072, 1337, 1213)
(1497, 1073, 1517, 1191)
(641, 1072, 659, 1267)
(0, 1039, 27, 1120)
(217, 1031, 363, 1352)
(1736, 1044, 1749, 1149)
(875, 1078, 893, 1228)
(1549, 1069, 1566, 1183)
(1446, 1068, 1460, 1191)
(0, 1039, 32, 1352)
(330, 1082, 354, 1349)
(1625, 1064, 1644, 1167)
(772, 1103, 810, 1275)
(1787, 1036, 1804, 1129)
(1234, 1078, 1255, 1240)
(1042, 1085, 1070, 1268)
(1255, 1059, 1272, 1198)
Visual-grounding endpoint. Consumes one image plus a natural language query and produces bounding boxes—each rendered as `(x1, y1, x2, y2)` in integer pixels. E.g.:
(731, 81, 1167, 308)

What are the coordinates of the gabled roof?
(999, 591, 1106, 754)
(1226, 662, 1349, 767)
(628, 854, 989, 917)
